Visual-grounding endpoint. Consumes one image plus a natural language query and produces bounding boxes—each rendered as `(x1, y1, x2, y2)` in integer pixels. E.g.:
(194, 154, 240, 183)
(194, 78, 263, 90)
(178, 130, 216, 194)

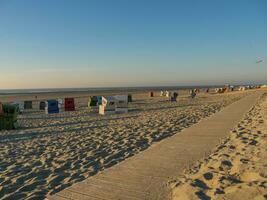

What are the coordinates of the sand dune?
(171, 93, 267, 200)
(0, 91, 250, 199)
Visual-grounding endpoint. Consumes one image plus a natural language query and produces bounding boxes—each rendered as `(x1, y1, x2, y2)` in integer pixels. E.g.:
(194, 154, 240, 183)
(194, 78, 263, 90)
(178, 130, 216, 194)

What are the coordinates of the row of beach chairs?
(3, 94, 133, 116)
(0, 92, 180, 130)
(151, 91, 179, 101)
(10, 99, 75, 114)
(89, 95, 132, 115)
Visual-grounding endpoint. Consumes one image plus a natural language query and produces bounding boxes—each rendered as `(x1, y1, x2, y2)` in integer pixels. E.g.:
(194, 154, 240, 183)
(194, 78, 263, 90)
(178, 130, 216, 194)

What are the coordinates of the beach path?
(48, 91, 263, 200)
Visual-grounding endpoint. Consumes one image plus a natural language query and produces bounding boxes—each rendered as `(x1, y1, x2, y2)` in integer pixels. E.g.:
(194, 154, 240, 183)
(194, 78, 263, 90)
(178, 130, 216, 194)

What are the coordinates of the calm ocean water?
(0, 86, 216, 95)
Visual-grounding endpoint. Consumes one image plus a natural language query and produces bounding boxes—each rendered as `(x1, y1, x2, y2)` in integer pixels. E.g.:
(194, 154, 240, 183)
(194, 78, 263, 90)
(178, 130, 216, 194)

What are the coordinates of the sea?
(0, 86, 218, 95)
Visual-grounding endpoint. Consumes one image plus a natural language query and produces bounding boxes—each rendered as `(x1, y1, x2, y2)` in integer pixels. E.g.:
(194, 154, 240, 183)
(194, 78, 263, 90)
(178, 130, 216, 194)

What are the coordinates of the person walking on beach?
(171, 91, 178, 102)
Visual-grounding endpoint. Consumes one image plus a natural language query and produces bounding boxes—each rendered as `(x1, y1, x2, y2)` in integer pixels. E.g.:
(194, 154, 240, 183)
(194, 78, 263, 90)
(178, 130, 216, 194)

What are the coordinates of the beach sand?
(0, 90, 255, 199)
(171, 92, 267, 200)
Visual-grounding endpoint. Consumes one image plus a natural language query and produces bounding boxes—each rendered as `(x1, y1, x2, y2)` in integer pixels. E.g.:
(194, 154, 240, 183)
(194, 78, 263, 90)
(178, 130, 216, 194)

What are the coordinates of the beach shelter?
(165, 91, 171, 97)
(219, 87, 227, 93)
(114, 95, 128, 113)
(171, 92, 178, 102)
(58, 99, 63, 108)
(238, 86, 246, 91)
(88, 96, 98, 112)
(11, 102, 24, 113)
(24, 101, 32, 109)
(150, 92, 154, 97)
(128, 94, 133, 103)
(0, 103, 19, 130)
(64, 98, 75, 111)
(190, 90, 196, 98)
(45, 100, 59, 114)
(99, 96, 116, 115)
(97, 96, 103, 105)
(39, 101, 46, 110)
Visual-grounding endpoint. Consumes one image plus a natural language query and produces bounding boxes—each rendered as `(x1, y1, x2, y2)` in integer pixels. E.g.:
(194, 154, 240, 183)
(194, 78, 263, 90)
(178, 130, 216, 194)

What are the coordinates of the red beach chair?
(64, 98, 75, 111)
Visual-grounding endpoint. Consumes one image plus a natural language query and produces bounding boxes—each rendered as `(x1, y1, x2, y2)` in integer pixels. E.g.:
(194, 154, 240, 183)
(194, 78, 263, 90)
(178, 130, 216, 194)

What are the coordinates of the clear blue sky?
(0, 0, 266, 89)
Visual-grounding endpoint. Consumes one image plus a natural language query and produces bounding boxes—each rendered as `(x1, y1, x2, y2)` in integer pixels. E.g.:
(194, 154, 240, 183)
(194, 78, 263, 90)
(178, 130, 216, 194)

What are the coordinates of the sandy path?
(171, 93, 267, 200)
(0, 92, 249, 199)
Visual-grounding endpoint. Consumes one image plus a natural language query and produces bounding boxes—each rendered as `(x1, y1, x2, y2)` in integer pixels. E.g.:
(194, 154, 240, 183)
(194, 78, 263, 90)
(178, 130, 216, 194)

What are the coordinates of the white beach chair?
(114, 95, 128, 114)
(99, 96, 116, 115)
(58, 99, 64, 110)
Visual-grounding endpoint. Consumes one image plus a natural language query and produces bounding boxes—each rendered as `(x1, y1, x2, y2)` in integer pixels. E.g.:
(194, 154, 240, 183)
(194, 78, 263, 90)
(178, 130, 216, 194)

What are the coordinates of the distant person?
(190, 90, 196, 98)
(171, 91, 178, 102)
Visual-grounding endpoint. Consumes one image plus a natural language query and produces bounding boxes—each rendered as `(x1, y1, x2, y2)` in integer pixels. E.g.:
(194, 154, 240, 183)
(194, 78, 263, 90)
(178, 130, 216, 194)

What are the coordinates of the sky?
(0, 0, 266, 89)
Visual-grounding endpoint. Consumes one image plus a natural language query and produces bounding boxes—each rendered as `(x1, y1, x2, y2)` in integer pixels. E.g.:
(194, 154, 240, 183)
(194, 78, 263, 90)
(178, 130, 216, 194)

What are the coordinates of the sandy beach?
(0, 90, 253, 200)
(1, 1, 266, 199)
(171, 92, 267, 200)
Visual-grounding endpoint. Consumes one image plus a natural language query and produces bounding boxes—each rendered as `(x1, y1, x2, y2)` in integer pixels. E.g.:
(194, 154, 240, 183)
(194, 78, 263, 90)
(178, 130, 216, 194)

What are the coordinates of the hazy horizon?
(0, 0, 266, 89)
(0, 81, 266, 91)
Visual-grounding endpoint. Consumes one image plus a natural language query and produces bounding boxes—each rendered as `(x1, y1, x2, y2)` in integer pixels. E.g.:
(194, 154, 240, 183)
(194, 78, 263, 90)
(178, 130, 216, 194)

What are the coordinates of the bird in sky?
(256, 59, 264, 64)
